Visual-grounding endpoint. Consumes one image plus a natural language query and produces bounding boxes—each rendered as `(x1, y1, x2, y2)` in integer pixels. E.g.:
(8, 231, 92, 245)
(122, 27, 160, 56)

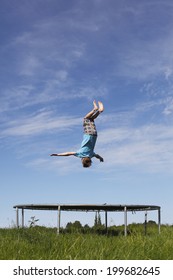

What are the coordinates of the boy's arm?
(94, 154, 104, 162)
(50, 152, 76, 156)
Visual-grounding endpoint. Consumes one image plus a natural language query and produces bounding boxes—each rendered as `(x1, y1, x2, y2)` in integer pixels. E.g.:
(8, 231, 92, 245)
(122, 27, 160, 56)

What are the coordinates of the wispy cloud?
(162, 97, 173, 115)
(0, 81, 107, 116)
(1, 111, 81, 137)
(97, 122, 173, 174)
(2, 0, 173, 119)
(23, 119, 173, 175)
(2, 102, 172, 175)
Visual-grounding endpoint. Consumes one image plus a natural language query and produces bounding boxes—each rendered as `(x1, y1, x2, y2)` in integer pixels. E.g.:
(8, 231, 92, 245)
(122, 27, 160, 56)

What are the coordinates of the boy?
(50, 100, 104, 168)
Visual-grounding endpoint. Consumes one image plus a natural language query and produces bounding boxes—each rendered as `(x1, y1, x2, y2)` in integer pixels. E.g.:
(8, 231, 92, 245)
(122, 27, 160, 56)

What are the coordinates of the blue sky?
(1, 0, 173, 228)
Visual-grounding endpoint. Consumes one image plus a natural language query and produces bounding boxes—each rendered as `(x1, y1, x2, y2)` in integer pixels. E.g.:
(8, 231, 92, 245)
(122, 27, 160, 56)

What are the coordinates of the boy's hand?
(50, 154, 58, 156)
(99, 157, 104, 162)
(95, 154, 104, 162)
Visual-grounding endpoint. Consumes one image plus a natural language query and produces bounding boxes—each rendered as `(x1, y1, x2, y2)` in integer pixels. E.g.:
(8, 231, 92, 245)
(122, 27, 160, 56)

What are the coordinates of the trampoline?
(13, 203, 161, 236)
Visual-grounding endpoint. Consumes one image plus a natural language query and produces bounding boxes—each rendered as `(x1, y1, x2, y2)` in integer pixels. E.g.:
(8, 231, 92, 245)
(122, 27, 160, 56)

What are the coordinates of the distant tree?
(94, 211, 102, 226)
(73, 220, 82, 229)
(97, 212, 102, 226)
(148, 220, 156, 225)
(65, 220, 82, 232)
(83, 224, 90, 229)
(94, 212, 98, 226)
(66, 222, 73, 229)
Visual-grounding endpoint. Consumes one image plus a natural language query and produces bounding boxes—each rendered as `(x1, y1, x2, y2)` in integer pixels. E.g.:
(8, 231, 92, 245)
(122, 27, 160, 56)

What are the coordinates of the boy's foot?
(98, 101, 104, 112)
(93, 100, 98, 111)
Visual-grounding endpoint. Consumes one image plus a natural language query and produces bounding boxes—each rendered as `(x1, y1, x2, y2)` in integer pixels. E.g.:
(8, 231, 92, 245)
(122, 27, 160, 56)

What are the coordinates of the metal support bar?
(124, 206, 127, 236)
(158, 207, 161, 234)
(105, 211, 108, 233)
(144, 211, 147, 235)
(16, 207, 19, 228)
(57, 205, 61, 235)
(22, 208, 24, 228)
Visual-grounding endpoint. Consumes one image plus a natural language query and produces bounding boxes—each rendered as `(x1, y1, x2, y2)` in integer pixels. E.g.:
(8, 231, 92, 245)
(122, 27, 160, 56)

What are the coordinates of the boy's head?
(82, 157, 92, 168)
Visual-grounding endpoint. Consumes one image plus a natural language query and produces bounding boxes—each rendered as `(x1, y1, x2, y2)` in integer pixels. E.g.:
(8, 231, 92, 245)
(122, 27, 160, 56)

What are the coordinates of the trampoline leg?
(105, 211, 108, 234)
(57, 205, 61, 235)
(16, 207, 19, 228)
(124, 206, 127, 236)
(144, 211, 147, 235)
(22, 208, 24, 228)
(158, 207, 161, 234)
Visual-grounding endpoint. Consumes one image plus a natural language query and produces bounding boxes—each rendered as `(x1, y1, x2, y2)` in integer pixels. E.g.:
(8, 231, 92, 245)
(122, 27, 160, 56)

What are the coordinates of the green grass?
(0, 225, 173, 260)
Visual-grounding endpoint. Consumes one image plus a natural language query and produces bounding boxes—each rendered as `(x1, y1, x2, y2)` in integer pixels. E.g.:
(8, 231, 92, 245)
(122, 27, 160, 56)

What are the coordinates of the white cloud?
(2, 91, 173, 174)
(116, 37, 173, 80)
(1, 112, 81, 137)
(97, 123, 173, 173)
(23, 120, 173, 175)
(163, 97, 173, 115)
(19, 55, 42, 76)
(26, 155, 82, 175)
(164, 66, 173, 80)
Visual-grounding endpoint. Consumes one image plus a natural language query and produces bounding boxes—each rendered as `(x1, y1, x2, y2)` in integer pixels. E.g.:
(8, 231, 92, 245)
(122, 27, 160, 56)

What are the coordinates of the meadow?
(0, 225, 173, 260)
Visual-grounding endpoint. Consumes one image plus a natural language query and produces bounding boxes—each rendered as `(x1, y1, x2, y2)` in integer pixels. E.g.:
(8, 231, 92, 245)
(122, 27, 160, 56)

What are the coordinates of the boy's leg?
(84, 100, 104, 120)
(98, 101, 104, 113)
(83, 101, 104, 135)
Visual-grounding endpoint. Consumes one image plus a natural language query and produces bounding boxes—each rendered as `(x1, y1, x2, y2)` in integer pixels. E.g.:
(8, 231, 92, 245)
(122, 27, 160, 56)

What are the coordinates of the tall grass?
(0, 225, 173, 260)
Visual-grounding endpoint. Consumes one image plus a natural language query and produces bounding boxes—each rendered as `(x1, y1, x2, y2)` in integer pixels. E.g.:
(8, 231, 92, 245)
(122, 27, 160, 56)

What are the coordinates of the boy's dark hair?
(82, 157, 92, 168)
